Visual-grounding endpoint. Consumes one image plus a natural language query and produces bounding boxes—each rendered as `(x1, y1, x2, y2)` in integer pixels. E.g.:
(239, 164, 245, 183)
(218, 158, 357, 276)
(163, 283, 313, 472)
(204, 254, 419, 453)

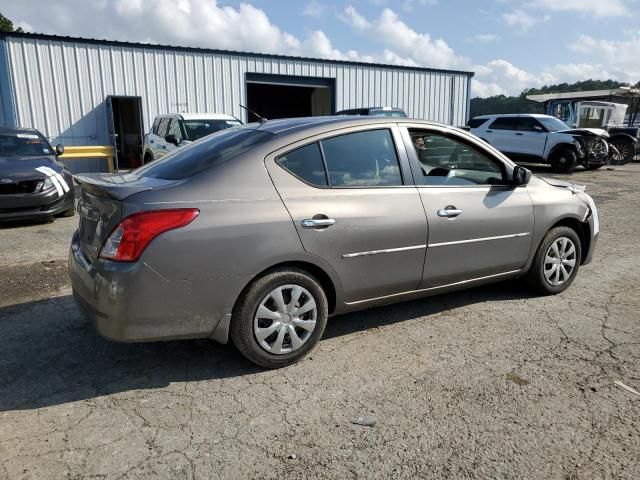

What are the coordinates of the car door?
(403, 125, 534, 288)
(515, 116, 548, 160)
(265, 125, 428, 303)
(484, 116, 521, 156)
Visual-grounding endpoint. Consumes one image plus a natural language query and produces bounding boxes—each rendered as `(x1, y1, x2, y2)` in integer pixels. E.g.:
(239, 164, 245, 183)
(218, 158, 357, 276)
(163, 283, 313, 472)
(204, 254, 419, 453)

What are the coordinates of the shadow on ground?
(0, 282, 534, 412)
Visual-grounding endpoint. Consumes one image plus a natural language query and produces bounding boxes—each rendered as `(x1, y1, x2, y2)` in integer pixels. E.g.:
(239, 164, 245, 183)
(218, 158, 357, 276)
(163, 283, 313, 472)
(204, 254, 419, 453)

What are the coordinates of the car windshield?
(135, 127, 273, 180)
(0, 132, 52, 157)
(538, 117, 570, 132)
(183, 119, 242, 141)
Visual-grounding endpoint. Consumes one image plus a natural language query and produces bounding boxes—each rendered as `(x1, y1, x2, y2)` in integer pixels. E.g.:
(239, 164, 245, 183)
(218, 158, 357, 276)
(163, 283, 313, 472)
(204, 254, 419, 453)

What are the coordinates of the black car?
(0, 127, 75, 222)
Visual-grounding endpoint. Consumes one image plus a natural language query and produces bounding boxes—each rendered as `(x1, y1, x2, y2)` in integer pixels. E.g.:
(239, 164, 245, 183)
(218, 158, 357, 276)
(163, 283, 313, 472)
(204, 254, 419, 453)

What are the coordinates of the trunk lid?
(75, 172, 176, 262)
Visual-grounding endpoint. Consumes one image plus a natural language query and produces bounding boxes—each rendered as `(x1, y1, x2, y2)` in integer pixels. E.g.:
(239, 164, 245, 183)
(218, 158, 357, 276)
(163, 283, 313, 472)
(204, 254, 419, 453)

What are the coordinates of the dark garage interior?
(245, 75, 334, 122)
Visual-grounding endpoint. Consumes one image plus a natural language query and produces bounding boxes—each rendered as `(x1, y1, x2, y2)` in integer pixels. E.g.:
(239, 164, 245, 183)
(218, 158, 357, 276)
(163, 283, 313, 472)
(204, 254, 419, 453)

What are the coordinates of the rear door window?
(277, 143, 328, 187)
(469, 118, 489, 128)
(516, 117, 544, 132)
(321, 129, 403, 187)
(489, 117, 516, 131)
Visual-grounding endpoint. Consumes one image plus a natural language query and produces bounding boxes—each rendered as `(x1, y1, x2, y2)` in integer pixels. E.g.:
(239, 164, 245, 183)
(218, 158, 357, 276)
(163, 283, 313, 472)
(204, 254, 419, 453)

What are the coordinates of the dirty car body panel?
(69, 117, 598, 347)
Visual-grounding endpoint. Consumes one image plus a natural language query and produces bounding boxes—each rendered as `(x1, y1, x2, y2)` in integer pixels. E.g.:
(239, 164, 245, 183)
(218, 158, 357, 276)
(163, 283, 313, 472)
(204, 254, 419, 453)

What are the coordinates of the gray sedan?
(69, 117, 598, 368)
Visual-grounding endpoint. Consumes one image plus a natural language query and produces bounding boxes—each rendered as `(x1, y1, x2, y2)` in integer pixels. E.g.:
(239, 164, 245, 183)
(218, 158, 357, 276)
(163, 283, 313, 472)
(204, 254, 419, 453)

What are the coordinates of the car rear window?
(277, 143, 328, 187)
(468, 118, 489, 128)
(489, 117, 516, 130)
(135, 127, 273, 180)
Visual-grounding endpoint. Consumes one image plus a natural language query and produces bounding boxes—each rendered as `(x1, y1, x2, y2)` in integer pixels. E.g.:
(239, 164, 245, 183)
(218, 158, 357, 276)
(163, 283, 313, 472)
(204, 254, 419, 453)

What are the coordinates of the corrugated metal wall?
(1, 34, 472, 147)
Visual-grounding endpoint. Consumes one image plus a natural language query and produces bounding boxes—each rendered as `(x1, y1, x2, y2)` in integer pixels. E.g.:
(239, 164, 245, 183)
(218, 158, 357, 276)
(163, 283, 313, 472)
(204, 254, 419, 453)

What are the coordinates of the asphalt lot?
(1, 164, 639, 479)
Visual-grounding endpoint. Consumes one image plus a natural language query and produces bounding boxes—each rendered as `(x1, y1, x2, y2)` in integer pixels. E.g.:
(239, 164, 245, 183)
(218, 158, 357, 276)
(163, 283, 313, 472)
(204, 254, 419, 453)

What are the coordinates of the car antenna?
(239, 104, 267, 124)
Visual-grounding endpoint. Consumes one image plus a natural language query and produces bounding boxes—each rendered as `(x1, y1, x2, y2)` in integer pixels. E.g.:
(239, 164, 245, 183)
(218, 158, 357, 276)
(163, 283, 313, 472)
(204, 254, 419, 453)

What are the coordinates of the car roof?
(245, 115, 449, 137)
(0, 126, 42, 135)
(156, 113, 239, 121)
(473, 113, 556, 119)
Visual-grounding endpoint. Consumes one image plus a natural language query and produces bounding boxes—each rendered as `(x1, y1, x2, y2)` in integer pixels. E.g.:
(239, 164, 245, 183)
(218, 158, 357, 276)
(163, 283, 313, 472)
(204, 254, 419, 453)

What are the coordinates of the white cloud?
(568, 33, 640, 82)
(502, 9, 548, 31)
(341, 6, 466, 69)
(469, 34, 500, 43)
(534, 0, 629, 17)
(303, 1, 325, 17)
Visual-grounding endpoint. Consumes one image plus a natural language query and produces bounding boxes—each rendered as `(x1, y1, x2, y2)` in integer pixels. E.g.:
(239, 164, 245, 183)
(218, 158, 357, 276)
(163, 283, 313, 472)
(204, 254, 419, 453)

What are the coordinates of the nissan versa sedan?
(0, 127, 75, 222)
(69, 117, 599, 368)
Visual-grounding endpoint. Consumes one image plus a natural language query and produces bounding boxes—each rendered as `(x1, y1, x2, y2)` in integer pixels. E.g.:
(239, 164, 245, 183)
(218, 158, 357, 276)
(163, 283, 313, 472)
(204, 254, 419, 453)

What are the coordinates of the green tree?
(0, 12, 23, 33)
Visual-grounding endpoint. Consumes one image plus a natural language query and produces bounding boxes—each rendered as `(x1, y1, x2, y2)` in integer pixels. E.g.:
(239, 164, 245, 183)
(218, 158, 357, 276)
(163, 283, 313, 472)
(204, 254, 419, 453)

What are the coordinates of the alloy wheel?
(253, 284, 317, 355)
(543, 237, 577, 286)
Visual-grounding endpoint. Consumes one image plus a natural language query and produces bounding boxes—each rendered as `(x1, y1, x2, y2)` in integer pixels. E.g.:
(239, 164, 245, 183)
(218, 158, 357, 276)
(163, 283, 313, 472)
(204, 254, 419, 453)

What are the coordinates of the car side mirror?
(512, 165, 531, 186)
(165, 134, 179, 146)
(55, 144, 64, 155)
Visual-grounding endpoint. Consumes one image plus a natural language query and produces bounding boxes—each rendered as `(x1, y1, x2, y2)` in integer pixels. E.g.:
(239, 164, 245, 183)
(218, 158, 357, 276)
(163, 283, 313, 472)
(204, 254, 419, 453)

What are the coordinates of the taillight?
(99, 209, 199, 262)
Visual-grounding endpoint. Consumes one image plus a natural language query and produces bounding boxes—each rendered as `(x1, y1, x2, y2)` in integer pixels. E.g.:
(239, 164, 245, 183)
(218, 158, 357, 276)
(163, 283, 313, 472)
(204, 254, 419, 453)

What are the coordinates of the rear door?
(485, 116, 520, 156)
(515, 116, 548, 159)
(266, 125, 428, 304)
(403, 126, 534, 287)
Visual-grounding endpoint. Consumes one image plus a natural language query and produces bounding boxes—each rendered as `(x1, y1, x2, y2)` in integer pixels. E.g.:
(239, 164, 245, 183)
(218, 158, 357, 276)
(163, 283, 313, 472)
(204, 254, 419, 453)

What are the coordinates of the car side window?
(157, 118, 170, 137)
(168, 119, 183, 142)
(409, 130, 506, 186)
(152, 118, 160, 134)
(321, 129, 403, 187)
(489, 117, 516, 131)
(516, 117, 545, 132)
(277, 142, 328, 187)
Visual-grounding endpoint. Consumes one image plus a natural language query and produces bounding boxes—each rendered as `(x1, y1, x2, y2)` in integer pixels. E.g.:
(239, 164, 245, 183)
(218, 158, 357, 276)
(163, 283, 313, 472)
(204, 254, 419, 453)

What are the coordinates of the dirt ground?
(1, 164, 639, 479)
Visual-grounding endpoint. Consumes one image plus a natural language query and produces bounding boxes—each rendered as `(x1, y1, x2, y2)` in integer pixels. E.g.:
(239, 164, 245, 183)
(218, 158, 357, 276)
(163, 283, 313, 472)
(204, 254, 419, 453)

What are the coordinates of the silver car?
(69, 117, 599, 368)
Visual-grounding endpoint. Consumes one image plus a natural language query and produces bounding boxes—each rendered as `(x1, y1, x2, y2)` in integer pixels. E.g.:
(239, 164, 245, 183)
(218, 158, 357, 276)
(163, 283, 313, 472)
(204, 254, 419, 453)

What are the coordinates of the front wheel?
(525, 226, 582, 295)
(230, 268, 328, 368)
(609, 137, 636, 164)
(549, 148, 577, 174)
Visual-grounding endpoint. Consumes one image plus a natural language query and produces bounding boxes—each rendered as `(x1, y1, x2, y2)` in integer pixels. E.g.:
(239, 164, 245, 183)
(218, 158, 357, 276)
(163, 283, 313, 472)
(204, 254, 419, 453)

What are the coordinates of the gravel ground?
(1, 164, 639, 479)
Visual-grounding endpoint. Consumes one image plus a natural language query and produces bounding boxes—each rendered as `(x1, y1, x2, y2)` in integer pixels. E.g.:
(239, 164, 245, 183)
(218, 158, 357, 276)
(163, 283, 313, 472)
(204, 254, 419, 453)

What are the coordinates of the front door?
(403, 126, 534, 287)
(515, 116, 548, 159)
(266, 126, 428, 303)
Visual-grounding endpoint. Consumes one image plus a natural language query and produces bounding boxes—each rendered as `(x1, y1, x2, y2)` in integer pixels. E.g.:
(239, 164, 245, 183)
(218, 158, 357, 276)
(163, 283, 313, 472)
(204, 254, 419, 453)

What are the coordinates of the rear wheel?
(230, 268, 328, 368)
(550, 148, 577, 173)
(525, 226, 582, 295)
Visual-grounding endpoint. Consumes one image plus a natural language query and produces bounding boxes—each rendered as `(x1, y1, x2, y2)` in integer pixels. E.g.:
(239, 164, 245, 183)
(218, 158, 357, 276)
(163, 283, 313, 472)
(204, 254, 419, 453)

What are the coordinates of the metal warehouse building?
(0, 31, 474, 170)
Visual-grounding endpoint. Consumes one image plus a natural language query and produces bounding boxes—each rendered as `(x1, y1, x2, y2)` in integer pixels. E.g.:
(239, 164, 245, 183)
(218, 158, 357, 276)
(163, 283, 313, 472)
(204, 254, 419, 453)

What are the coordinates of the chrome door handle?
(301, 218, 336, 228)
(437, 208, 463, 218)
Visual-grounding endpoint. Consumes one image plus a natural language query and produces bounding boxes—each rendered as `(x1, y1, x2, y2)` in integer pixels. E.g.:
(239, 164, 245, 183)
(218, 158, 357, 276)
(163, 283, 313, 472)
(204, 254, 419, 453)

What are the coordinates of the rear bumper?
(69, 231, 247, 342)
(0, 187, 75, 221)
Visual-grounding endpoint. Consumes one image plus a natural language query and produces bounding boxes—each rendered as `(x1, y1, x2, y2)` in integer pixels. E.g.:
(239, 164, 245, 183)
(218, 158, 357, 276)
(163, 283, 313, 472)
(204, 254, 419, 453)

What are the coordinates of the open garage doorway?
(245, 74, 335, 122)
(106, 96, 143, 171)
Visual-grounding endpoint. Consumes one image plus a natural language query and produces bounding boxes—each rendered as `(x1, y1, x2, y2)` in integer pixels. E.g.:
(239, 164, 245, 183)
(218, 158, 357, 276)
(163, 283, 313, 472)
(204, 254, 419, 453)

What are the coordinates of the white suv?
(143, 113, 242, 163)
(470, 114, 610, 173)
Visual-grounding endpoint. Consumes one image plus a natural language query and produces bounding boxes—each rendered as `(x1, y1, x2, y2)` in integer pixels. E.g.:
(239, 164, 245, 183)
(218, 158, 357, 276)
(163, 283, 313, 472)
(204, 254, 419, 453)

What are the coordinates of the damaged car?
(70, 117, 598, 368)
(0, 127, 75, 222)
(470, 113, 613, 173)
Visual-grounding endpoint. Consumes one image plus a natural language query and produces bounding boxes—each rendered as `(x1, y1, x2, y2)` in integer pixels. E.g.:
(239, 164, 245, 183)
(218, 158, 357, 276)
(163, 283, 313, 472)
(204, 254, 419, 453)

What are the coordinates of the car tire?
(550, 148, 577, 173)
(609, 137, 635, 164)
(230, 268, 328, 368)
(525, 226, 582, 295)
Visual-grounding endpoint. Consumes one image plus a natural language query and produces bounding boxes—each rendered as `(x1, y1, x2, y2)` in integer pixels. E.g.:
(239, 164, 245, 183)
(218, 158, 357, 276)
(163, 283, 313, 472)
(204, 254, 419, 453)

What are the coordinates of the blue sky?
(3, 0, 639, 97)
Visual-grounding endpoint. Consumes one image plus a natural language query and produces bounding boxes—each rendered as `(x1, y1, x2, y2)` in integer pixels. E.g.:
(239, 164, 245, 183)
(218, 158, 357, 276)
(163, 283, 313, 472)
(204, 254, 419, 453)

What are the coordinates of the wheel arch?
(547, 216, 591, 264)
(546, 142, 579, 162)
(234, 260, 339, 316)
